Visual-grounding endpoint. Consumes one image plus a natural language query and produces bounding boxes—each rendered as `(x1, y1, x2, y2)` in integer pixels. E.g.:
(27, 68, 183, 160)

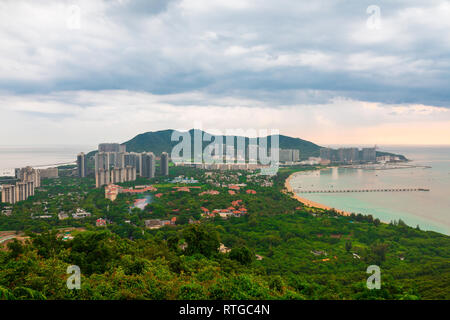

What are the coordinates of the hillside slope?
(123, 129, 321, 159)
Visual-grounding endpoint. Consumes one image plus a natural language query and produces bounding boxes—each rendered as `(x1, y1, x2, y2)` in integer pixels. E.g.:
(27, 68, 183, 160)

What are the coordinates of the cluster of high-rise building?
(0, 181, 35, 204)
(88, 143, 169, 188)
(279, 149, 301, 163)
(98, 143, 126, 153)
(15, 166, 41, 188)
(1, 167, 40, 204)
(94, 151, 151, 175)
(141, 152, 156, 178)
(94, 144, 136, 187)
(96, 166, 137, 187)
(320, 147, 376, 164)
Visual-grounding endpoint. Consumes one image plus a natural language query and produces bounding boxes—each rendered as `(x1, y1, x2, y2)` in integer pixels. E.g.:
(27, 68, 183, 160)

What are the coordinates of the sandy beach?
(285, 171, 351, 217)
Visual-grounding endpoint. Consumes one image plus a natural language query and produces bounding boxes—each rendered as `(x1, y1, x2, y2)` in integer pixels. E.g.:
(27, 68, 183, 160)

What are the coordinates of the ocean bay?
(290, 146, 450, 235)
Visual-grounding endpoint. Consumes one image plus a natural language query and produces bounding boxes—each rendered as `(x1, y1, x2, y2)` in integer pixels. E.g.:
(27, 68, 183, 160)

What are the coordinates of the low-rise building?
(96, 218, 107, 227)
(58, 212, 69, 220)
(170, 176, 199, 184)
(1, 209, 12, 216)
(105, 184, 121, 201)
(199, 190, 220, 196)
(219, 243, 231, 253)
(144, 218, 176, 229)
(105, 184, 158, 201)
(145, 219, 161, 229)
(72, 208, 91, 219)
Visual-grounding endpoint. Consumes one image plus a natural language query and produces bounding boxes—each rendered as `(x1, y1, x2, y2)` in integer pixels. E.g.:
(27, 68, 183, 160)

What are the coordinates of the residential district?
(0, 142, 280, 228)
(0, 143, 396, 233)
(1, 143, 383, 206)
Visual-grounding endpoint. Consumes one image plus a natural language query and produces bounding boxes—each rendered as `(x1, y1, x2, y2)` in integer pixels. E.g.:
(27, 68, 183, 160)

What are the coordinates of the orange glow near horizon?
(291, 121, 450, 146)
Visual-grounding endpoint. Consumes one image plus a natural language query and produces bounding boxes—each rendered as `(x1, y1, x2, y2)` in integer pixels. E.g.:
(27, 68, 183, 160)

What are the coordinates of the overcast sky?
(1, 0, 450, 146)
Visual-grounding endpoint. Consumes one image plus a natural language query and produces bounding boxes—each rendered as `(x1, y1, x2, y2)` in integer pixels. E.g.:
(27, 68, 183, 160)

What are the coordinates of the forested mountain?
(122, 129, 321, 159)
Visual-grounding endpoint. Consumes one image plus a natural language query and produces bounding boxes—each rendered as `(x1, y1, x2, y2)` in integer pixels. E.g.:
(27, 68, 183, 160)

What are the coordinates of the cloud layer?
(1, 90, 449, 145)
(0, 0, 449, 145)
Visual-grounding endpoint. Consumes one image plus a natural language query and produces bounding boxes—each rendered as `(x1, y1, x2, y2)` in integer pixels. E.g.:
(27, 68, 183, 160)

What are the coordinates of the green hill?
(122, 129, 321, 159)
(87, 129, 406, 161)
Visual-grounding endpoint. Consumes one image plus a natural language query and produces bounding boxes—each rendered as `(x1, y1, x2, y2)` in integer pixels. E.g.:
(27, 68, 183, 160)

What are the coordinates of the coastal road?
(0, 236, 16, 244)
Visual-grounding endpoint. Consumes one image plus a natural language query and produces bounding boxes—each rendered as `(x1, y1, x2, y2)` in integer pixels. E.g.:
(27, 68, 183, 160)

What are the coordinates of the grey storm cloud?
(0, 0, 449, 107)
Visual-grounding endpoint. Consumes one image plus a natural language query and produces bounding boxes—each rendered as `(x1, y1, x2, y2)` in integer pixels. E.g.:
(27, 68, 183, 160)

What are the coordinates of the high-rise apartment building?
(26, 181, 35, 197)
(279, 149, 300, 163)
(77, 152, 87, 177)
(15, 182, 28, 202)
(160, 152, 169, 176)
(125, 165, 136, 182)
(96, 166, 137, 188)
(362, 148, 376, 162)
(1, 184, 15, 204)
(95, 168, 111, 188)
(338, 148, 359, 163)
(94, 144, 151, 187)
(142, 152, 156, 178)
(116, 152, 125, 168)
(134, 153, 142, 175)
(2, 167, 38, 204)
(292, 149, 300, 162)
(111, 167, 123, 184)
(95, 152, 110, 171)
(107, 152, 116, 169)
(1, 180, 34, 204)
(320, 147, 376, 164)
(98, 143, 126, 153)
(96, 151, 127, 171)
(16, 166, 40, 188)
(279, 149, 292, 162)
(124, 152, 142, 175)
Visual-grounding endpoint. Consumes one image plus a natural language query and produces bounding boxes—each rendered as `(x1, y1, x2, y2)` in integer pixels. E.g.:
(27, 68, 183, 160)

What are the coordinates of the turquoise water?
(290, 146, 450, 235)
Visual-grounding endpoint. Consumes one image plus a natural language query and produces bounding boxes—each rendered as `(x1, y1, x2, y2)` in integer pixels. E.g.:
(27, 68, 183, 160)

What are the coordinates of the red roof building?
(231, 200, 243, 206)
(96, 218, 107, 227)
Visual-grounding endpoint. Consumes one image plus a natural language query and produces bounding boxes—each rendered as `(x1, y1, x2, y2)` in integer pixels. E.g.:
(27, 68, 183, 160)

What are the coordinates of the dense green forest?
(0, 166, 448, 300)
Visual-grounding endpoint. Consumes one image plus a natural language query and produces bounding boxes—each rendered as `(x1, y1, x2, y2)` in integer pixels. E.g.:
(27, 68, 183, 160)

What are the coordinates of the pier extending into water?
(293, 188, 430, 193)
(339, 164, 432, 170)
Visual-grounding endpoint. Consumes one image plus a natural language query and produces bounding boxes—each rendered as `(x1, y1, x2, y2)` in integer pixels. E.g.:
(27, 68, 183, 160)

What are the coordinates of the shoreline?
(284, 169, 448, 234)
(285, 171, 352, 217)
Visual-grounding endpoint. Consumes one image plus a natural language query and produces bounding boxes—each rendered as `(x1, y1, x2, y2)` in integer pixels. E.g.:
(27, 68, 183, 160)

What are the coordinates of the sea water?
(290, 146, 450, 235)
(0, 145, 95, 173)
